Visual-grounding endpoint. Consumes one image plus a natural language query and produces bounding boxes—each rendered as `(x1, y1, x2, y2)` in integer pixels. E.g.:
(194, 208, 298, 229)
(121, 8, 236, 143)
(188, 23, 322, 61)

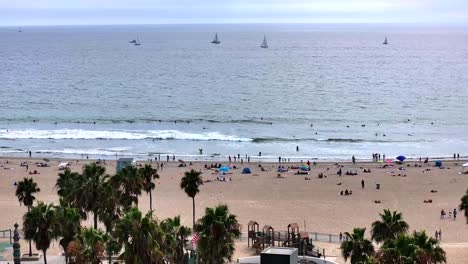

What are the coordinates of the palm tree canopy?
(195, 204, 241, 264)
(112, 165, 144, 209)
(371, 209, 409, 243)
(180, 169, 203, 198)
(341, 227, 375, 264)
(160, 216, 192, 263)
(16, 177, 40, 207)
(379, 231, 446, 264)
(140, 164, 159, 193)
(55, 169, 80, 203)
(23, 202, 59, 252)
(54, 203, 81, 250)
(114, 207, 164, 264)
(459, 189, 468, 217)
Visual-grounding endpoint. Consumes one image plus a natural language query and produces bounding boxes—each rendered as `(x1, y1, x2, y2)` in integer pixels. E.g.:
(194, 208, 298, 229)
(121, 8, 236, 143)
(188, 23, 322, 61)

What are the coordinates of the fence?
(0, 229, 12, 244)
(239, 231, 342, 244)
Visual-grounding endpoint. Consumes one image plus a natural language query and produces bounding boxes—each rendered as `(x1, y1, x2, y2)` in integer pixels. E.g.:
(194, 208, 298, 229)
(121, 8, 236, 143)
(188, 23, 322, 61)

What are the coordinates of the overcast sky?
(0, 0, 467, 26)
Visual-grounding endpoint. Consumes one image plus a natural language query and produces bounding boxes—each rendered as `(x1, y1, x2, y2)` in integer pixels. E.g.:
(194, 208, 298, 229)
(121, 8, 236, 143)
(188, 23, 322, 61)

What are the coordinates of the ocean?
(0, 24, 467, 161)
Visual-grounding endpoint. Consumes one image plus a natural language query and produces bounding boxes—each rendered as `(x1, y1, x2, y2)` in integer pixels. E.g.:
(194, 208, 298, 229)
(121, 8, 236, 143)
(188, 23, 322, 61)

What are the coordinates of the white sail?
(260, 35, 268, 48)
(211, 33, 220, 44)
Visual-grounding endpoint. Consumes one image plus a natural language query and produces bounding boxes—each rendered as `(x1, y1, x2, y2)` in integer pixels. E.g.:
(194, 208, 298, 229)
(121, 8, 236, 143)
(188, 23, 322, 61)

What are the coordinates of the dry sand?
(1, 157, 467, 263)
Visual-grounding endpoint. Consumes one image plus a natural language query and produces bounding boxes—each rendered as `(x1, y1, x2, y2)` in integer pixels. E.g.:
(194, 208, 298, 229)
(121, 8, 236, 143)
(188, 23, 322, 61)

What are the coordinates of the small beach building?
(116, 158, 135, 172)
(261, 247, 298, 264)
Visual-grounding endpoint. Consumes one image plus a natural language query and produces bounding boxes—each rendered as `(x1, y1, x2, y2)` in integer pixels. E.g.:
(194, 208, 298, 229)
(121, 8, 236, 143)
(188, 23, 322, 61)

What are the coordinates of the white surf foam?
(0, 129, 252, 142)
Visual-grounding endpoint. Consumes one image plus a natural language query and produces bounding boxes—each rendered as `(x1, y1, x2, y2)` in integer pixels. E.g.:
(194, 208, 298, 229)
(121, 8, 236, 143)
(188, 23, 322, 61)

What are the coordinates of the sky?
(0, 0, 467, 26)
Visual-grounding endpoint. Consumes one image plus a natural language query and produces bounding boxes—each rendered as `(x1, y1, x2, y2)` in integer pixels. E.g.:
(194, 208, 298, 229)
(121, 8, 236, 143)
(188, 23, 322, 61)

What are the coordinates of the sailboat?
(260, 35, 268, 48)
(211, 33, 220, 44)
(383, 37, 388, 45)
(134, 37, 141, 46)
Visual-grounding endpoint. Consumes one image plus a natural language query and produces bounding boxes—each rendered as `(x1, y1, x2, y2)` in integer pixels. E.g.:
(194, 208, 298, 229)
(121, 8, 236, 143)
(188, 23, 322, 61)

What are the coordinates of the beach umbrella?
(396, 155, 406, 162)
(220, 166, 229, 172)
(300, 165, 309, 171)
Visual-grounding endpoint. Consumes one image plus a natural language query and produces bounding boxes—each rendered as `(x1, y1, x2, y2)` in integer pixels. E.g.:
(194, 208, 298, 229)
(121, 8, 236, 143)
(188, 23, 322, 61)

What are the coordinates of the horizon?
(1, 0, 468, 26)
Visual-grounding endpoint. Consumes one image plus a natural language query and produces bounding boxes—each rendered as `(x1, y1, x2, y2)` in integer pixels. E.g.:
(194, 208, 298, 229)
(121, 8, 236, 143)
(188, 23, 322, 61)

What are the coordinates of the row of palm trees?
(341, 209, 446, 264)
(16, 163, 240, 264)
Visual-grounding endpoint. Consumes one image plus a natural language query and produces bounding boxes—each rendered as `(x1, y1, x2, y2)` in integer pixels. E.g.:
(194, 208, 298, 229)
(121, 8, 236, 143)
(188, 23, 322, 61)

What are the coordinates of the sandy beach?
(1, 156, 467, 263)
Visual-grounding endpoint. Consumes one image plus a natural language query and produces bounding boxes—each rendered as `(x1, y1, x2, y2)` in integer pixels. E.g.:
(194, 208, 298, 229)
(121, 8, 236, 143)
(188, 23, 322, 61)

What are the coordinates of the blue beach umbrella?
(396, 155, 406, 162)
(220, 166, 230, 172)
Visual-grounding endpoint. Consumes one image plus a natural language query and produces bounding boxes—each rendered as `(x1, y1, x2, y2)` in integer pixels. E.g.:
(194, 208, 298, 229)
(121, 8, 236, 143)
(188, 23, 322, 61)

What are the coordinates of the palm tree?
(377, 234, 415, 264)
(114, 207, 164, 263)
(160, 216, 192, 263)
(54, 203, 81, 264)
(23, 202, 59, 264)
(412, 231, 446, 263)
(55, 169, 80, 205)
(341, 228, 375, 264)
(371, 209, 409, 243)
(180, 169, 203, 228)
(98, 182, 123, 264)
(459, 189, 468, 224)
(15, 177, 40, 256)
(112, 165, 144, 210)
(195, 204, 241, 264)
(72, 227, 106, 264)
(77, 163, 109, 229)
(139, 164, 159, 213)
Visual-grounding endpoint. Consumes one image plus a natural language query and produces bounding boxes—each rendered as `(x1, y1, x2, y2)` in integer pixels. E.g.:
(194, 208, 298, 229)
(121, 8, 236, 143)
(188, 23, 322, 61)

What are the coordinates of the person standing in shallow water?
(352, 155, 356, 164)
(296, 145, 299, 152)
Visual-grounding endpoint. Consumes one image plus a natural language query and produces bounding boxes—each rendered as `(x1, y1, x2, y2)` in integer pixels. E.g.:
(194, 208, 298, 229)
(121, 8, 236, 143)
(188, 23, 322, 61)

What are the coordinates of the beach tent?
(462, 163, 468, 172)
(58, 162, 70, 170)
(434, 160, 442, 167)
(242, 167, 251, 174)
(220, 166, 230, 172)
(396, 155, 406, 162)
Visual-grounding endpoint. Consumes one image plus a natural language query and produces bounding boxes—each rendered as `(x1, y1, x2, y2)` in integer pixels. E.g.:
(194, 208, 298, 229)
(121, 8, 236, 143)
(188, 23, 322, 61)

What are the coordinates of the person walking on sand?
(435, 230, 439, 240)
(352, 155, 356, 164)
(438, 229, 442, 240)
(453, 208, 457, 220)
(361, 179, 365, 189)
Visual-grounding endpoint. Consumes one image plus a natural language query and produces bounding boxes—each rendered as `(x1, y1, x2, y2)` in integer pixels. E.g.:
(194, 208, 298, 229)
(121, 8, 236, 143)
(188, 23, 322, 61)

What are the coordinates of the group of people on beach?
(372, 153, 385, 161)
(440, 208, 458, 220)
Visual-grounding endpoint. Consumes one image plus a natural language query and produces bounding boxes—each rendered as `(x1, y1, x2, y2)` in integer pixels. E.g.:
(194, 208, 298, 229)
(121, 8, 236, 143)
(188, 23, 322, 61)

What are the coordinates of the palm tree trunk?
(94, 210, 98, 229)
(28, 206, 32, 256)
(192, 197, 196, 229)
(149, 191, 153, 213)
(43, 249, 47, 264)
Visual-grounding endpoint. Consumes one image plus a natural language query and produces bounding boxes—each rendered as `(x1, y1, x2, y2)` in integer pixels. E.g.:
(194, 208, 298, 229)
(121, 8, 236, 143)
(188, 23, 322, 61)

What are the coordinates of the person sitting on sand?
(441, 209, 446, 219)
(345, 189, 349, 195)
(340, 191, 344, 195)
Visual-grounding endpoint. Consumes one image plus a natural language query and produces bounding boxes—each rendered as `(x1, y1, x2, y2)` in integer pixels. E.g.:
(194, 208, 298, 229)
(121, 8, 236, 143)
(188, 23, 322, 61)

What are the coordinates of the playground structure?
(247, 221, 324, 258)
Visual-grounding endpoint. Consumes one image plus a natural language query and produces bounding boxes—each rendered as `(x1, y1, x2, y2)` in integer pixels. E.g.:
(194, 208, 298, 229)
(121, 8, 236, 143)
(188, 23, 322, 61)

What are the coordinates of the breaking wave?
(0, 129, 252, 142)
